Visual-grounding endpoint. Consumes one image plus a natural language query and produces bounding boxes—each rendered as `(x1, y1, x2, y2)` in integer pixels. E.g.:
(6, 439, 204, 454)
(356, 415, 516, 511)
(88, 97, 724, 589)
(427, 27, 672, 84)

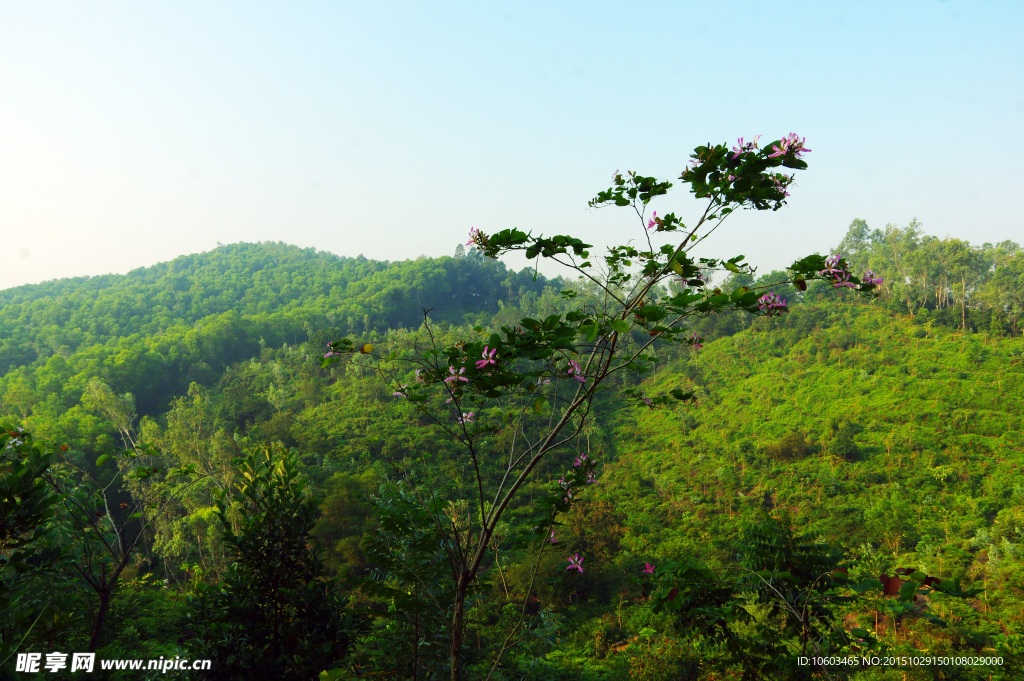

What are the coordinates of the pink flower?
(757, 292, 788, 316)
(730, 135, 761, 159)
(691, 331, 703, 350)
(392, 385, 408, 397)
(768, 133, 811, 159)
(586, 472, 598, 485)
(466, 227, 481, 246)
(548, 529, 557, 543)
(862, 269, 884, 286)
(770, 173, 794, 197)
(323, 352, 341, 359)
(818, 255, 858, 289)
(566, 359, 585, 383)
(444, 366, 469, 384)
(456, 411, 475, 425)
(820, 254, 844, 275)
(832, 271, 856, 289)
(612, 169, 620, 182)
(475, 345, 497, 370)
(642, 563, 656, 574)
(415, 369, 425, 383)
(574, 454, 588, 467)
(566, 553, 584, 573)
(647, 210, 659, 231)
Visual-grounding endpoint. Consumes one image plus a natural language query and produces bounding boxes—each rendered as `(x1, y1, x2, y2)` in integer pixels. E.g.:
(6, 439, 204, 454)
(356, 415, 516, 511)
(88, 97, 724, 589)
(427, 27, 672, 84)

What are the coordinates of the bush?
(764, 432, 811, 461)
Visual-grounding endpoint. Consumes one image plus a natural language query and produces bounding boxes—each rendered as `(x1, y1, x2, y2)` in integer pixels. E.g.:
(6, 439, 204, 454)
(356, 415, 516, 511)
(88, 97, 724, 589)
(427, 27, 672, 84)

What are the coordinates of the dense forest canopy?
(2, 220, 1023, 680)
(0, 241, 558, 432)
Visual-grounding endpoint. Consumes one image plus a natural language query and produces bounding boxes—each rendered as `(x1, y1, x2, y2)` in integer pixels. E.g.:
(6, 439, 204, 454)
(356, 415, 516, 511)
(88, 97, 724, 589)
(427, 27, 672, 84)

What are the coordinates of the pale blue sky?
(2, 0, 1021, 290)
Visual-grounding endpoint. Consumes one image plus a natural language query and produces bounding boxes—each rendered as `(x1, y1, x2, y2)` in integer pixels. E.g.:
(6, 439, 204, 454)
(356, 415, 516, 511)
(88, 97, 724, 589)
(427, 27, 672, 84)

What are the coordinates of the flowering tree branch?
(321, 134, 882, 680)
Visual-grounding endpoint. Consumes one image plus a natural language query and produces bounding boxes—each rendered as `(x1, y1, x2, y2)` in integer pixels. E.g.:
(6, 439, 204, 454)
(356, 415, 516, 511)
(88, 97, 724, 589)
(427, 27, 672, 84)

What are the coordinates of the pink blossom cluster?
(566, 359, 586, 383)
(770, 173, 795, 197)
(862, 269, 884, 286)
(558, 476, 573, 502)
(456, 411, 475, 425)
(768, 133, 811, 158)
(819, 255, 857, 289)
(757, 292, 788, 316)
(730, 135, 761, 159)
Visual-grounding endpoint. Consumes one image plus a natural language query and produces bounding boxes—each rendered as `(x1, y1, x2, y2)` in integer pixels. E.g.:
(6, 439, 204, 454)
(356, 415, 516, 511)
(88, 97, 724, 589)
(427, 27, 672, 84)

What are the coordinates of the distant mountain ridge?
(0, 241, 556, 418)
(0, 241, 554, 377)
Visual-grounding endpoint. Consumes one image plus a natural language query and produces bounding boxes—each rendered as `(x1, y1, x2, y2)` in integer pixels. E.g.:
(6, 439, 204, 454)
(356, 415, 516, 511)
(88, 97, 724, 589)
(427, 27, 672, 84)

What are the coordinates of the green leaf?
(533, 396, 547, 414)
(96, 454, 111, 467)
(723, 262, 740, 273)
(610, 319, 630, 334)
(852, 577, 883, 594)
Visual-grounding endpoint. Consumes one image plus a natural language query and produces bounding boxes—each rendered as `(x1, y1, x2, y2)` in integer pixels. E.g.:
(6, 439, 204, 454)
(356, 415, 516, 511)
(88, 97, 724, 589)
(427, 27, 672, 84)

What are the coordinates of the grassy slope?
(567, 302, 1024, 671)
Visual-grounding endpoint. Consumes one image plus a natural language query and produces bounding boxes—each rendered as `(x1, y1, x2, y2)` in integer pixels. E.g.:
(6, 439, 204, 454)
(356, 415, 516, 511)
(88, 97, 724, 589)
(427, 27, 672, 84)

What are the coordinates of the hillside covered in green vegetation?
(2, 221, 1023, 680)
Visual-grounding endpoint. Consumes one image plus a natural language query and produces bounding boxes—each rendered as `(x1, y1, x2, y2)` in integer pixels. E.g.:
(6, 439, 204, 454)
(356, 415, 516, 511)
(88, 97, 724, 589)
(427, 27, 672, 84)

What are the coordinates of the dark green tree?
(185, 445, 366, 681)
(0, 427, 61, 667)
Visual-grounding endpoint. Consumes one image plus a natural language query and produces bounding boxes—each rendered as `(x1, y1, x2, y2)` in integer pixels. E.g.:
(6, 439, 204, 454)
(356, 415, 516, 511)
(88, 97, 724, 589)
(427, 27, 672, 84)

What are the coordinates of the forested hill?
(0, 241, 557, 418)
(3, 222, 1024, 678)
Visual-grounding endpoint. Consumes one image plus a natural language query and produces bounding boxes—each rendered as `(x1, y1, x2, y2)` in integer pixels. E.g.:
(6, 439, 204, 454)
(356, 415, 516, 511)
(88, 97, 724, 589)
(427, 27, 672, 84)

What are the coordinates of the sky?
(1, 0, 1022, 291)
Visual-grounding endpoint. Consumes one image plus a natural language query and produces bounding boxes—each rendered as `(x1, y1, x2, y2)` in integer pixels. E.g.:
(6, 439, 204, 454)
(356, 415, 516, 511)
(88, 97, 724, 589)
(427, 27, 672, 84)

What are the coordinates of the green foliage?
(3, 146, 1023, 679)
(765, 432, 812, 461)
(0, 427, 61, 666)
(648, 516, 983, 679)
(0, 242, 557, 430)
(185, 445, 366, 680)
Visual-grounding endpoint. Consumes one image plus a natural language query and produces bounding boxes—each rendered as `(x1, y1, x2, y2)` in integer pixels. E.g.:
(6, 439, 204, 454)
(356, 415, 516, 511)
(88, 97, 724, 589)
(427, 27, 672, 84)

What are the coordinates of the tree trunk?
(961, 276, 967, 331)
(413, 614, 419, 681)
(450, 582, 467, 681)
(88, 587, 112, 653)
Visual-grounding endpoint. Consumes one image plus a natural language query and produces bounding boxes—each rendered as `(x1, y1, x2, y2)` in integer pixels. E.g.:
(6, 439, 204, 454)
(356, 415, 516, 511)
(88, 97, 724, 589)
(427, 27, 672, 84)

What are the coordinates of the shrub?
(764, 432, 811, 461)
